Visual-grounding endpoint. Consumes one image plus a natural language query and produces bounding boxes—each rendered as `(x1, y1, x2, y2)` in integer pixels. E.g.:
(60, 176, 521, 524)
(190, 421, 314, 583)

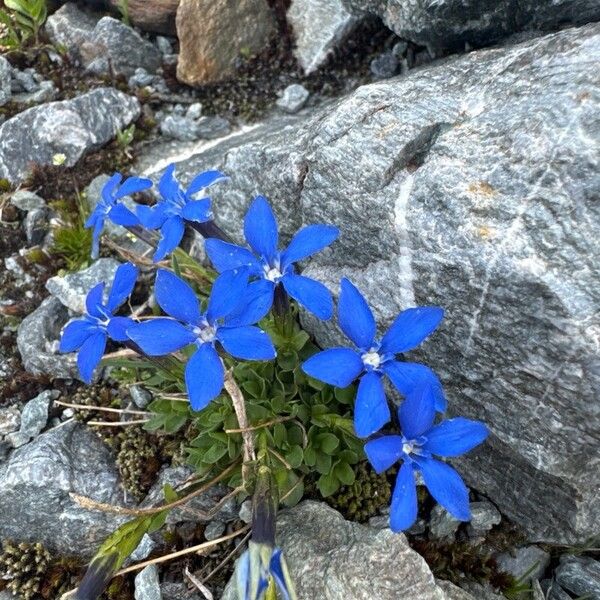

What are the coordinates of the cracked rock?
(6, 390, 56, 448)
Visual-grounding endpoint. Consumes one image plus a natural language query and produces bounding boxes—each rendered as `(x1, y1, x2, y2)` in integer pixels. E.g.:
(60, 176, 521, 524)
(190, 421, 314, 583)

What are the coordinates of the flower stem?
(251, 466, 277, 547)
(189, 220, 233, 243)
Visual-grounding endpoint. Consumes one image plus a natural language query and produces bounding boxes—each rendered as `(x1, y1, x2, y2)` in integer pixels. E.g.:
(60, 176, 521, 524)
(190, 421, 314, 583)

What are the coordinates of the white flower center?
(264, 266, 282, 282)
(362, 351, 381, 369)
(402, 442, 414, 455)
(194, 324, 216, 343)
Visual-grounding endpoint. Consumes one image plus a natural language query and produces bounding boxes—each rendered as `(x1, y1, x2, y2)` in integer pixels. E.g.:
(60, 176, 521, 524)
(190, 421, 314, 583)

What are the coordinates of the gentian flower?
(136, 163, 228, 262)
(127, 268, 276, 411)
(59, 262, 138, 383)
(365, 384, 488, 531)
(302, 278, 445, 438)
(236, 542, 296, 600)
(85, 173, 152, 259)
(205, 196, 339, 320)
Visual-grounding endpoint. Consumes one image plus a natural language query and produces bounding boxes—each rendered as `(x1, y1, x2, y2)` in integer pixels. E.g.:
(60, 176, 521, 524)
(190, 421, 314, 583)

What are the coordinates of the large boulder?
(341, 0, 600, 50)
(0, 87, 140, 185)
(175, 0, 277, 85)
(0, 56, 12, 107)
(138, 24, 600, 544)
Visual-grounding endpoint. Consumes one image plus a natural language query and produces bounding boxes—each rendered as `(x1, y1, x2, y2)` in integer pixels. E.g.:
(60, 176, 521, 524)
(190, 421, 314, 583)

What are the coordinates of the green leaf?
(273, 422, 287, 447)
(316, 433, 339, 455)
(290, 330, 310, 351)
(317, 473, 340, 497)
(201, 444, 229, 464)
(284, 445, 303, 469)
(162, 483, 178, 503)
(334, 385, 355, 405)
(280, 471, 304, 507)
(334, 461, 356, 486)
(315, 452, 332, 475)
(303, 446, 317, 467)
(277, 349, 298, 372)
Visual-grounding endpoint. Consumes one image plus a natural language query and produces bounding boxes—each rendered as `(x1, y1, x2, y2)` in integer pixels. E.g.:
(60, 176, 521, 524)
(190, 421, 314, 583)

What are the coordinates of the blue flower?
(302, 278, 445, 438)
(127, 268, 276, 411)
(136, 163, 228, 262)
(85, 173, 153, 259)
(205, 196, 339, 320)
(59, 262, 138, 383)
(364, 384, 488, 531)
(236, 542, 296, 600)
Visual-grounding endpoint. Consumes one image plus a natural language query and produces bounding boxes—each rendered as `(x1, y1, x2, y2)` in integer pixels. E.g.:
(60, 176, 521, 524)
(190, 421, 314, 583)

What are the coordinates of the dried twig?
(225, 414, 295, 434)
(200, 530, 251, 585)
(86, 418, 150, 427)
(54, 400, 148, 416)
(185, 567, 214, 600)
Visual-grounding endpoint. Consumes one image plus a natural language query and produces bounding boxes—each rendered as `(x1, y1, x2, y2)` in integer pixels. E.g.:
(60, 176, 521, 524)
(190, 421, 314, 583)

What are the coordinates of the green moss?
(0, 540, 52, 599)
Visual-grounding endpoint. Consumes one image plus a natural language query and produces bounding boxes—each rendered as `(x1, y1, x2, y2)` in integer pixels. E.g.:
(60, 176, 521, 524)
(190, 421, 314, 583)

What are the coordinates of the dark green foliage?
(0, 540, 52, 599)
(50, 195, 93, 272)
(0, 0, 47, 47)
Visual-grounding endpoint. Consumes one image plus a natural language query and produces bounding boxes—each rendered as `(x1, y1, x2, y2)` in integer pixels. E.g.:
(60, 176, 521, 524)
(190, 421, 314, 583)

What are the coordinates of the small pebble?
(186, 102, 203, 120)
(239, 500, 252, 524)
(428, 504, 460, 540)
(496, 545, 550, 583)
(130, 385, 153, 409)
(276, 84, 310, 113)
(370, 52, 399, 79)
(204, 520, 226, 540)
(134, 564, 162, 600)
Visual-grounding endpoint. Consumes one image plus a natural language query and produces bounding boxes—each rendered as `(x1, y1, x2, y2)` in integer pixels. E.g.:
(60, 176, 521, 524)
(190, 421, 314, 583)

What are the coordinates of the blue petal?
(380, 306, 444, 355)
(84, 206, 100, 229)
(270, 549, 294, 600)
(364, 435, 403, 473)
(85, 282, 106, 318)
(281, 274, 333, 320)
(244, 196, 278, 263)
(223, 279, 274, 328)
(383, 361, 447, 412)
(217, 326, 276, 360)
(181, 198, 212, 223)
(154, 269, 201, 325)
(206, 268, 249, 322)
(186, 170, 228, 195)
(280, 224, 339, 269)
(90, 217, 104, 260)
(354, 371, 390, 438)
(301, 348, 363, 388)
(390, 461, 418, 532)
(106, 316, 135, 342)
(101, 173, 122, 204)
(337, 278, 376, 349)
(77, 331, 107, 384)
(60, 319, 97, 352)
(204, 238, 262, 274)
(113, 176, 153, 199)
(185, 343, 224, 411)
(153, 216, 185, 262)
(137, 203, 168, 229)
(158, 164, 180, 203)
(106, 262, 138, 312)
(398, 384, 436, 439)
(108, 203, 139, 227)
(236, 550, 251, 598)
(127, 318, 196, 355)
(424, 418, 488, 457)
(413, 456, 471, 521)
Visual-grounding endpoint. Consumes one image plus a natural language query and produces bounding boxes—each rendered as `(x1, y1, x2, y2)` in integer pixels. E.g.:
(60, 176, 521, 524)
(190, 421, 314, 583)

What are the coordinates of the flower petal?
(106, 316, 135, 342)
(106, 262, 138, 312)
(185, 343, 224, 411)
(85, 282, 106, 318)
(158, 164, 180, 203)
(90, 217, 104, 260)
(383, 361, 447, 412)
(338, 278, 376, 349)
(204, 238, 262, 274)
(354, 371, 390, 438)
(206, 268, 249, 322)
(280, 224, 339, 269)
(127, 318, 196, 355)
(77, 331, 107, 384)
(186, 170, 228, 195)
(390, 461, 418, 532)
(301, 348, 363, 388)
(270, 549, 295, 600)
(136, 203, 168, 229)
(113, 176, 153, 199)
(223, 279, 274, 328)
(155, 269, 201, 325)
(153, 216, 185, 262)
(244, 195, 278, 262)
(364, 435, 403, 473)
(101, 173, 122, 204)
(399, 384, 436, 439)
(414, 456, 471, 521)
(181, 198, 212, 223)
(380, 306, 444, 355)
(424, 418, 489, 457)
(108, 203, 139, 227)
(60, 319, 97, 352)
(217, 326, 275, 361)
(281, 274, 333, 320)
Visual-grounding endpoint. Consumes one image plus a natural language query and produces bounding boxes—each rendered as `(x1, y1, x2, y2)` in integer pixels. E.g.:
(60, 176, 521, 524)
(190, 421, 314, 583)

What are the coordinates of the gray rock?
(16, 296, 79, 380)
(12, 80, 58, 104)
(204, 519, 226, 540)
(11, 68, 39, 93)
(9, 190, 45, 212)
(135, 565, 162, 600)
(130, 534, 157, 563)
(392, 40, 408, 57)
(0, 87, 140, 185)
(287, 0, 358, 74)
(223, 501, 473, 599)
(160, 114, 200, 141)
(468, 500, 501, 535)
(368, 514, 389, 529)
(130, 384, 153, 409)
(238, 499, 252, 524)
(341, 0, 600, 50)
(186, 102, 203, 121)
(555, 555, 600, 600)
(0, 421, 128, 557)
(24, 207, 50, 246)
(0, 592, 19, 600)
(276, 84, 310, 113)
(436, 581, 480, 600)
(0, 56, 11, 106)
(46, 257, 121, 314)
(195, 116, 231, 140)
(143, 24, 600, 544)
(160, 582, 201, 600)
(456, 582, 505, 600)
(45, 2, 99, 63)
(496, 546, 551, 583)
(429, 504, 460, 540)
(541, 579, 574, 600)
(0, 407, 21, 436)
(155, 35, 174, 56)
(370, 51, 399, 78)
(6, 390, 56, 448)
(129, 67, 157, 88)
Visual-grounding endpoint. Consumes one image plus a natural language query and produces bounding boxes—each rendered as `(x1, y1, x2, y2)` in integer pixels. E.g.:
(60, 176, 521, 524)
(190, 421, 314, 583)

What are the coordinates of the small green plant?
(116, 124, 136, 158)
(50, 194, 93, 271)
(115, 0, 130, 26)
(0, 0, 47, 47)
